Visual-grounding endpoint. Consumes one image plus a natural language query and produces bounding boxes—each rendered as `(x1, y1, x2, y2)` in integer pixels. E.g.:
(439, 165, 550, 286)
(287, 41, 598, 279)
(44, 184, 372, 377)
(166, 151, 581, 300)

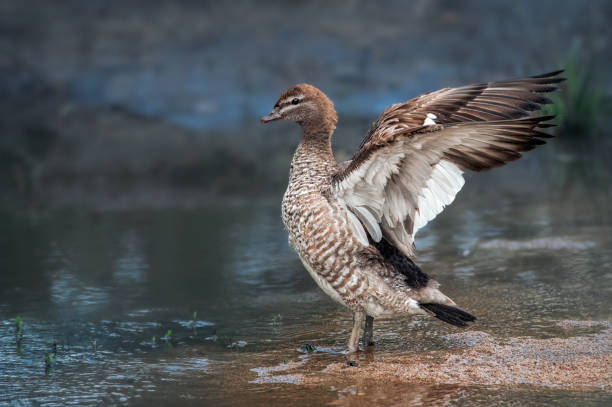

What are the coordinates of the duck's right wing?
(332, 71, 563, 256)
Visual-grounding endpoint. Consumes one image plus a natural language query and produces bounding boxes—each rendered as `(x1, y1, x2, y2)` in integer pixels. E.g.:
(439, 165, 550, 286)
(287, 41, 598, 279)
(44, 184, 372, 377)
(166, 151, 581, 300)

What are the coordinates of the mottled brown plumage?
(262, 71, 563, 352)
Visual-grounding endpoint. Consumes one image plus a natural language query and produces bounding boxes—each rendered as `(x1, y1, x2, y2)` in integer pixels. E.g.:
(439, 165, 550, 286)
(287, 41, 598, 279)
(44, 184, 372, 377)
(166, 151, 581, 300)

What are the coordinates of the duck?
(261, 71, 564, 352)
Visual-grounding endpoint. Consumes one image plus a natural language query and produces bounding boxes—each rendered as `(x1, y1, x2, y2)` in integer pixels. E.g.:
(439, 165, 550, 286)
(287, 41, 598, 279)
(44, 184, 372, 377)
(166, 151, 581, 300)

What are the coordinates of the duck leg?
(362, 315, 374, 346)
(347, 311, 365, 353)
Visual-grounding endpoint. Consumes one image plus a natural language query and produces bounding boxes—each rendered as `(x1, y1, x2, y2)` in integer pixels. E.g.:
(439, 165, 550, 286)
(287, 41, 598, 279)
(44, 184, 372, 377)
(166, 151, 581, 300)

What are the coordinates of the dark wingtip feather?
(533, 130, 555, 139)
(420, 303, 476, 328)
(527, 71, 566, 91)
(534, 115, 556, 123)
(529, 69, 565, 78)
(531, 94, 554, 105)
(532, 85, 563, 93)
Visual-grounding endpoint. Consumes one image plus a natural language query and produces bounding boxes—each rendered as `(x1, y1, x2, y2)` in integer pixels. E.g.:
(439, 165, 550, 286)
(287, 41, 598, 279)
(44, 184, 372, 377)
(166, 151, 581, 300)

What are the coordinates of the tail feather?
(420, 303, 476, 327)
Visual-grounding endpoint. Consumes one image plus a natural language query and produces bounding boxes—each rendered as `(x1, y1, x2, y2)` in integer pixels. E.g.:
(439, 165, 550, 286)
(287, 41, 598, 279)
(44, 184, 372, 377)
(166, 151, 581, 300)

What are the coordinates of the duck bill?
(261, 110, 281, 124)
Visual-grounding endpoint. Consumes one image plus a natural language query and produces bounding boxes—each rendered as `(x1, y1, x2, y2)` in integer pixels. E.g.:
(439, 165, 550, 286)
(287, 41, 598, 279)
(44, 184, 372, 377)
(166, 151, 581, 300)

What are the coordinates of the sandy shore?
(256, 321, 611, 390)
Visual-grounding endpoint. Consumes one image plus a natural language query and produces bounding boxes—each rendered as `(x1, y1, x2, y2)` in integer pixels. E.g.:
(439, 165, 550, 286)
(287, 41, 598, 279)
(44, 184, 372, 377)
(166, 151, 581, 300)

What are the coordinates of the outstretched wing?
(332, 71, 564, 256)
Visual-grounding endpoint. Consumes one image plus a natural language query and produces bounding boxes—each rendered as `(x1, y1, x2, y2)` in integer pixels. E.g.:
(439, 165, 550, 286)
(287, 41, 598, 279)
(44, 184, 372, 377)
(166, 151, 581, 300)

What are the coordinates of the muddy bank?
(259, 321, 611, 390)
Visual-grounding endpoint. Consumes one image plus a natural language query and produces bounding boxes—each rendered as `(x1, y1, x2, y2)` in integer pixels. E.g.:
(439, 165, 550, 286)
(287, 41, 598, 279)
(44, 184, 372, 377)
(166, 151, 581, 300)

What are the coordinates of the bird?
(261, 71, 564, 352)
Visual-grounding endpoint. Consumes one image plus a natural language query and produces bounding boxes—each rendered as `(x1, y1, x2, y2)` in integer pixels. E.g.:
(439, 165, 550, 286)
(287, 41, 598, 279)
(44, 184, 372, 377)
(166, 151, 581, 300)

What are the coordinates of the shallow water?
(1, 153, 611, 405)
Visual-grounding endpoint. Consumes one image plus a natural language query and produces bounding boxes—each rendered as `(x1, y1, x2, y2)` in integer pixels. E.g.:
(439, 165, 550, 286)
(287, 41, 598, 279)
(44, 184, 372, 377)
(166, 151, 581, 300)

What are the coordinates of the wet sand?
(256, 321, 611, 391)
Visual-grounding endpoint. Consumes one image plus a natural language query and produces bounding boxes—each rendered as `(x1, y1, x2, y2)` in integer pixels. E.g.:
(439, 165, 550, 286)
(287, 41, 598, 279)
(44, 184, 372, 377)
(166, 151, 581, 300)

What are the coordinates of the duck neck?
(300, 127, 334, 156)
(290, 121, 337, 183)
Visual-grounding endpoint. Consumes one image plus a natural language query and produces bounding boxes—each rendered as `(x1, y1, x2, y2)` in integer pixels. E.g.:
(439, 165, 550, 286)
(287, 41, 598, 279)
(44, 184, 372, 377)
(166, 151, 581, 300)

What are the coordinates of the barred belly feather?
(281, 139, 433, 317)
(282, 142, 370, 310)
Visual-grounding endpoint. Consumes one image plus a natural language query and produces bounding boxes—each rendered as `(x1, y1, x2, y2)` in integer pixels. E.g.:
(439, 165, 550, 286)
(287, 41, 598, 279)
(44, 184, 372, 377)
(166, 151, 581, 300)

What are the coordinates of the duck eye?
(291, 98, 300, 105)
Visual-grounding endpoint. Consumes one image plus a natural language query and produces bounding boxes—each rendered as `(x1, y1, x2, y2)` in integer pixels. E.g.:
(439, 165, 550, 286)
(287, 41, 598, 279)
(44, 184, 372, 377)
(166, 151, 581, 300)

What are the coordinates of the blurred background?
(0, 0, 610, 205)
(1, 1, 611, 406)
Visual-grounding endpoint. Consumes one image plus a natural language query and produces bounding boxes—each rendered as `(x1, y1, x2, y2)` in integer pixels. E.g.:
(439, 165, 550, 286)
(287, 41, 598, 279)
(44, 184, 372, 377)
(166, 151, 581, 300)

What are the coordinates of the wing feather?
(332, 71, 563, 256)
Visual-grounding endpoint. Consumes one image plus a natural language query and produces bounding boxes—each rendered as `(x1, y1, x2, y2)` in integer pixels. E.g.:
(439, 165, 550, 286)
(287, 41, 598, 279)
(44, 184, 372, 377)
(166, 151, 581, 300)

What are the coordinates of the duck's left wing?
(332, 72, 563, 256)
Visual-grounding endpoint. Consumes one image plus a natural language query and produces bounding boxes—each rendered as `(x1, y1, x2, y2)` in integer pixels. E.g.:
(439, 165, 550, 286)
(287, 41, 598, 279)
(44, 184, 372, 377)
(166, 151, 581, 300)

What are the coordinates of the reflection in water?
(330, 383, 460, 407)
(479, 236, 596, 251)
(250, 358, 307, 384)
(156, 357, 210, 375)
(113, 229, 148, 285)
(50, 268, 110, 314)
(0, 153, 611, 405)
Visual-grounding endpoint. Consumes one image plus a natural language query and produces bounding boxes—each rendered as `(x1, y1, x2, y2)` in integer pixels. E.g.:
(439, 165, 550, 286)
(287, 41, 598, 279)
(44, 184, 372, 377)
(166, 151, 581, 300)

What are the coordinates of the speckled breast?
(281, 184, 368, 309)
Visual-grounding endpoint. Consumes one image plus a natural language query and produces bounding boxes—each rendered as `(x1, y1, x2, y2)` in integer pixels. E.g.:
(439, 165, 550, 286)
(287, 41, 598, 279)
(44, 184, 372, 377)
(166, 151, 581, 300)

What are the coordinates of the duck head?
(261, 84, 337, 135)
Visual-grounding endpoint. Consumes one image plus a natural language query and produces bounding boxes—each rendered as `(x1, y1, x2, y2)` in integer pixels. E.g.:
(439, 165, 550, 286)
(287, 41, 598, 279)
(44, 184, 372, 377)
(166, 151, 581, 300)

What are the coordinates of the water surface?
(1, 151, 611, 406)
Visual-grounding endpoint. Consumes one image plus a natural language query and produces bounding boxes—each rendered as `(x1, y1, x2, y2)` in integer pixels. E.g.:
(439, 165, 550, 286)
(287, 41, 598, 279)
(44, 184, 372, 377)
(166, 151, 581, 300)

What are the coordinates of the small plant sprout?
(14, 316, 24, 339)
(14, 317, 24, 356)
(45, 352, 55, 369)
(162, 329, 172, 340)
(14, 316, 23, 332)
(188, 311, 198, 328)
(160, 330, 173, 349)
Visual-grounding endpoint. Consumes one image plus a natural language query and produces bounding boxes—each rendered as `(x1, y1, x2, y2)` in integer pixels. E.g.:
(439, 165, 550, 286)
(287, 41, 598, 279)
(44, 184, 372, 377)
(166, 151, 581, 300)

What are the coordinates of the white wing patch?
(352, 205, 382, 242)
(413, 160, 464, 234)
(335, 143, 465, 254)
(335, 143, 405, 244)
(423, 113, 437, 126)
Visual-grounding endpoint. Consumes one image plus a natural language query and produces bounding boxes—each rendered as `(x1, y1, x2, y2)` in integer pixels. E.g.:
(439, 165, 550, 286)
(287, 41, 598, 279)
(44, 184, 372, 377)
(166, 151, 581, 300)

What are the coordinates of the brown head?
(261, 84, 338, 136)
